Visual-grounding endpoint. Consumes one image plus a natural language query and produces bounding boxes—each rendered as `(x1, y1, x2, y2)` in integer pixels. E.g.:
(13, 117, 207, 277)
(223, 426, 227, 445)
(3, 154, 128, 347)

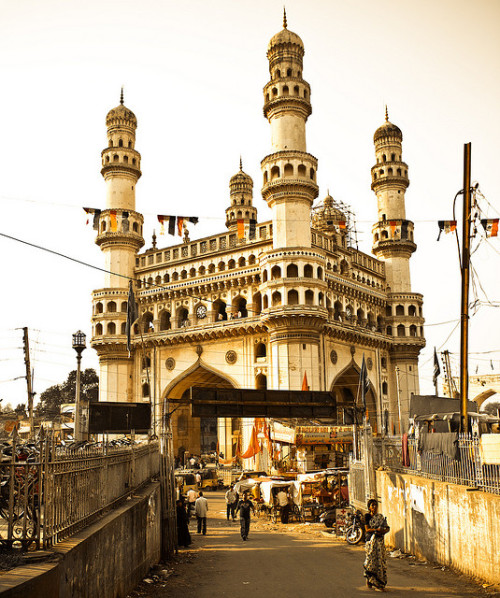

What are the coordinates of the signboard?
(190, 388, 337, 419)
(271, 422, 296, 444)
(295, 425, 353, 446)
(89, 402, 151, 434)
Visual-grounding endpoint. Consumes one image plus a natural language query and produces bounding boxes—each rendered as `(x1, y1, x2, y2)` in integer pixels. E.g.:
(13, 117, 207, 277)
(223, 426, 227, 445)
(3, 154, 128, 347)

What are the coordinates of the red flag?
(481, 218, 499, 237)
(389, 220, 397, 235)
(302, 372, 309, 391)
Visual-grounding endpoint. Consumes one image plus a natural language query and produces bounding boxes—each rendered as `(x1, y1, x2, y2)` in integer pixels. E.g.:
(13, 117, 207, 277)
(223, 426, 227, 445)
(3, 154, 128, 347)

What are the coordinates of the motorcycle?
(344, 509, 364, 545)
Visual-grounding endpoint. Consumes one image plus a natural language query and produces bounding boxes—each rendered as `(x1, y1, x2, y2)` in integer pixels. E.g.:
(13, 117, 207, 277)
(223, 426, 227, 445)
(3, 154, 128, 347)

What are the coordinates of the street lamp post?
(72, 330, 87, 442)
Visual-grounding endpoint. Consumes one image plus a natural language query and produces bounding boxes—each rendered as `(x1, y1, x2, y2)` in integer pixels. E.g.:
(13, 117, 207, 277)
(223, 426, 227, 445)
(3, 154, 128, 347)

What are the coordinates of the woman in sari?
(176, 498, 192, 548)
(364, 499, 390, 591)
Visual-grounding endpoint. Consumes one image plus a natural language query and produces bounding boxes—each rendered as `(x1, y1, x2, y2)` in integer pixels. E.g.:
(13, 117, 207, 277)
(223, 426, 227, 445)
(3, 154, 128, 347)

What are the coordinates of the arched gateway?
(162, 362, 238, 459)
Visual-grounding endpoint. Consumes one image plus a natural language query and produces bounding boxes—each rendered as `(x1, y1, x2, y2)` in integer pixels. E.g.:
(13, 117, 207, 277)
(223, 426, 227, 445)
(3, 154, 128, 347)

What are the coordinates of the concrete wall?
(0, 482, 161, 598)
(377, 470, 500, 585)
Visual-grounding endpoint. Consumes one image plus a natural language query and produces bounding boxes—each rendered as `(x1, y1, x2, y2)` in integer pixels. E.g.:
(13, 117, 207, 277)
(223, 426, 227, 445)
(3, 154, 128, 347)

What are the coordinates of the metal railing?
(373, 435, 500, 495)
(0, 433, 160, 550)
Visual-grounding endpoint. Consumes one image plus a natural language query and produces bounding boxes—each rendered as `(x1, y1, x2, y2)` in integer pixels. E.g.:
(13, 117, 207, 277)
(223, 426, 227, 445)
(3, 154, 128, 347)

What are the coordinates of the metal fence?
(0, 433, 160, 550)
(373, 435, 500, 495)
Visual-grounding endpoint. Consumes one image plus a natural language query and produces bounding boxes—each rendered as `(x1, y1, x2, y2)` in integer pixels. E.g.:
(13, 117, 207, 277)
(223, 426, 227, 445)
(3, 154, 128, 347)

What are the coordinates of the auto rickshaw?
(199, 468, 219, 491)
(174, 471, 197, 496)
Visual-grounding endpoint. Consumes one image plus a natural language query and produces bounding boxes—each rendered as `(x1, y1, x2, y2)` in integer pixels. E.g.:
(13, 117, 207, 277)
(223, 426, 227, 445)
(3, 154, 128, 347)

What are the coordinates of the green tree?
(36, 369, 99, 418)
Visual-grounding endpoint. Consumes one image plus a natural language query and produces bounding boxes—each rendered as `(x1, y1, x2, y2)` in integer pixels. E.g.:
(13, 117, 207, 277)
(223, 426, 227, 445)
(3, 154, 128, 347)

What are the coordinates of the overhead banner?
(295, 425, 353, 445)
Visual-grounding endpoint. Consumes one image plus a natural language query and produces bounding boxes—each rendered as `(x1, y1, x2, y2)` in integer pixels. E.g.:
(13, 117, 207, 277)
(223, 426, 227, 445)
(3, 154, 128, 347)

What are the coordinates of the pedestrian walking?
(235, 491, 255, 541)
(225, 484, 238, 521)
(186, 487, 197, 521)
(277, 488, 290, 523)
(176, 498, 192, 548)
(195, 471, 202, 489)
(195, 491, 209, 535)
(364, 499, 390, 591)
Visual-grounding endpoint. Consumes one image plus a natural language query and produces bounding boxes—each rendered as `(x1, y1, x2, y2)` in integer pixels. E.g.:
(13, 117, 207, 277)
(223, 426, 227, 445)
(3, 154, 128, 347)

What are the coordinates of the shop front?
(295, 425, 352, 472)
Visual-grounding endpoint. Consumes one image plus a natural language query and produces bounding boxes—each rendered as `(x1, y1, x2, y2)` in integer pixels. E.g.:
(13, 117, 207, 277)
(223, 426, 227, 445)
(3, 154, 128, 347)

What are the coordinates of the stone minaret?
(371, 108, 425, 430)
(259, 13, 326, 393)
(91, 91, 145, 402)
(261, 10, 319, 249)
(225, 158, 257, 231)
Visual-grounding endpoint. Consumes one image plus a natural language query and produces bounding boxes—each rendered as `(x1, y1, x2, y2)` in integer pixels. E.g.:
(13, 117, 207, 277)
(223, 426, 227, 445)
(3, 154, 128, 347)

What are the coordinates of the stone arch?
(162, 362, 239, 457)
(330, 362, 378, 432)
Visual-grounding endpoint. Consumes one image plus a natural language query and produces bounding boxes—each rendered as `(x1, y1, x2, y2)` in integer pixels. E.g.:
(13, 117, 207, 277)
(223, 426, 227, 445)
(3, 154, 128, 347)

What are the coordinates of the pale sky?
(1, 0, 499, 408)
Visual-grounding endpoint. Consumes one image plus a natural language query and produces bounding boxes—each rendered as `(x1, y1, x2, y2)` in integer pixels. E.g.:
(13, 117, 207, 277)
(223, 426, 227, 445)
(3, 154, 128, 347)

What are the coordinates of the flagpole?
(459, 143, 472, 435)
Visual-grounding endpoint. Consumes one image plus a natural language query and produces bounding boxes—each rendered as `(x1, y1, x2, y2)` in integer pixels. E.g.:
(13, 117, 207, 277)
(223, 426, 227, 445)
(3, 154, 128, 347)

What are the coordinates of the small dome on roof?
(230, 158, 253, 186)
(374, 108, 402, 143)
(106, 89, 137, 128)
(268, 9, 303, 52)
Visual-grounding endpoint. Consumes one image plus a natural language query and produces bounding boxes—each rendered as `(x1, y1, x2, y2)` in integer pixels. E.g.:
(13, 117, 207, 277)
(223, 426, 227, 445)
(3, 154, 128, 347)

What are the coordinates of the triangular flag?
(302, 372, 309, 391)
(481, 218, 499, 237)
(437, 220, 457, 241)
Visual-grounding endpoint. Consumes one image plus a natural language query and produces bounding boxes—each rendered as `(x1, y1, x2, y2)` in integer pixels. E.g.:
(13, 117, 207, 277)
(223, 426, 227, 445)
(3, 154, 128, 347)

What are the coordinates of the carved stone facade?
(90, 19, 425, 458)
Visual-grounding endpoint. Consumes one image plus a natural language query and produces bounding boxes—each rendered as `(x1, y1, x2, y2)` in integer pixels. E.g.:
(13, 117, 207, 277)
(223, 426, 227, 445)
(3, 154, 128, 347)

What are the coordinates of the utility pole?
(460, 143, 472, 435)
(23, 327, 34, 439)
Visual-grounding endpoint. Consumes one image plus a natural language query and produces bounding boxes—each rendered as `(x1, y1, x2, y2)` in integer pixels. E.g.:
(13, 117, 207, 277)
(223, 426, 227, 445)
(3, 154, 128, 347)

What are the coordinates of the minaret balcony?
(371, 162, 409, 191)
(373, 219, 414, 244)
(263, 96, 312, 120)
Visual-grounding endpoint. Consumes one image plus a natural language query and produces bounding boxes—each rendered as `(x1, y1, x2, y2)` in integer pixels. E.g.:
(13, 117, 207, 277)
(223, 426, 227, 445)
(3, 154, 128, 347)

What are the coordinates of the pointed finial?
(385, 105, 389, 122)
(120, 87, 124, 105)
(283, 6, 287, 29)
(152, 229, 157, 249)
(239, 155, 243, 171)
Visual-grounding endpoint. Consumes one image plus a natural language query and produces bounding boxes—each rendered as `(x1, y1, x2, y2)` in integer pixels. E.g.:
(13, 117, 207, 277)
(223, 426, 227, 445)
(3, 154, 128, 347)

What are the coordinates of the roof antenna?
(120, 86, 124, 105)
(283, 6, 287, 29)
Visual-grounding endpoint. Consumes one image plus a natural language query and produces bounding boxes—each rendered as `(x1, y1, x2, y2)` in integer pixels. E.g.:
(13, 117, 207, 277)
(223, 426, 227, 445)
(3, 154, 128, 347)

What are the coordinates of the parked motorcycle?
(344, 509, 364, 545)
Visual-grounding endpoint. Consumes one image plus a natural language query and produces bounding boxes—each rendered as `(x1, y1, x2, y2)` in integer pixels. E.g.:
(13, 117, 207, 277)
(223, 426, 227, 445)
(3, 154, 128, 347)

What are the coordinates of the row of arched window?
(109, 138, 133, 148)
(95, 300, 127, 315)
(137, 255, 257, 288)
(100, 219, 141, 234)
(373, 167, 407, 180)
(386, 304, 422, 317)
(265, 85, 308, 102)
(273, 68, 301, 79)
(377, 153, 401, 163)
(262, 263, 323, 282)
(103, 153, 138, 166)
(386, 324, 422, 337)
(263, 163, 315, 184)
(227, 209, 253, 220)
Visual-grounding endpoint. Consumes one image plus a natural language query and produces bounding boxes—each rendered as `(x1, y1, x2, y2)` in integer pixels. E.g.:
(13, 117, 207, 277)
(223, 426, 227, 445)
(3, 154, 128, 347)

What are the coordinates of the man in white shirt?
(186, 487, 197, 520)
(276, 488, 290, 524)
(195, 491, 209, 535)
(225, 484, 238, 521)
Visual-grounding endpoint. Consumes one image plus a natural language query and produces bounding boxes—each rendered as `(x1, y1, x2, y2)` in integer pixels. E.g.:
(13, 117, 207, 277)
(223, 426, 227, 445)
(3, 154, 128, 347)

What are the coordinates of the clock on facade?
(196, 305, 207, 319)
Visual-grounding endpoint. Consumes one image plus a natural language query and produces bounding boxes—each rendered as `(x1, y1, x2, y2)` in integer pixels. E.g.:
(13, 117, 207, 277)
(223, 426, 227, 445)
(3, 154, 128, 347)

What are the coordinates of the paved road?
(128, 491, 493, 598)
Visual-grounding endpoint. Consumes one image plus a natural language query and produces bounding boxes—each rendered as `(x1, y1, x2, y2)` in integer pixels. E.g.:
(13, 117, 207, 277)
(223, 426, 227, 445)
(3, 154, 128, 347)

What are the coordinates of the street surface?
(128, 491, 496, 598)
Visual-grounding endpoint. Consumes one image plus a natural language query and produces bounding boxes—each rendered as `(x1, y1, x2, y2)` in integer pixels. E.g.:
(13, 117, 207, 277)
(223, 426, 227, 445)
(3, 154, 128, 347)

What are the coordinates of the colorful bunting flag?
(437, 220, 457, 241)
(157, 215, 199, 236)
(301, 372, 309, 391)
(237, 219, 245, 239)
(389, 220, 398, 236)
(83, 207, 101, 230)
(481, 218, 499, 238)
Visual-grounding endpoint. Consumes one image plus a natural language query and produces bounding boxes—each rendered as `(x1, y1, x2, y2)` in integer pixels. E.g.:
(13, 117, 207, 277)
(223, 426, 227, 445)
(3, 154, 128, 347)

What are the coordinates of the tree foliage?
(36, 368, 99, 418)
